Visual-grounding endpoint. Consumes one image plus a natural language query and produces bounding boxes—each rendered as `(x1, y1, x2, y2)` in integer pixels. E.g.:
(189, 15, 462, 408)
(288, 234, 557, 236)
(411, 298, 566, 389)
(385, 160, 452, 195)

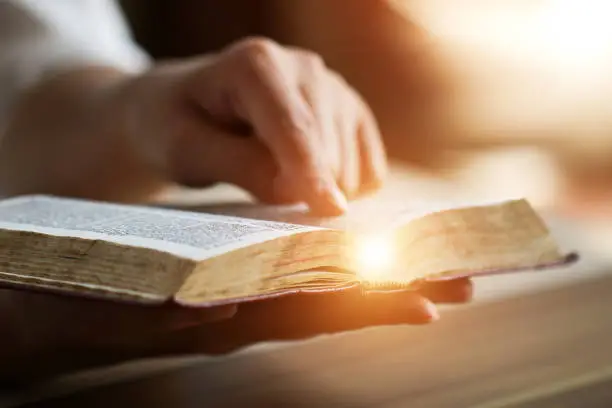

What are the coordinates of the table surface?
(4, 165, 612, 408)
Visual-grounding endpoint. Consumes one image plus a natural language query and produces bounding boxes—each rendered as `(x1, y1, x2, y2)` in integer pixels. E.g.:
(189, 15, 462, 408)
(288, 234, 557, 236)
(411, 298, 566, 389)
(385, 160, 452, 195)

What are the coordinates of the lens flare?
(353, 234, 396, 281)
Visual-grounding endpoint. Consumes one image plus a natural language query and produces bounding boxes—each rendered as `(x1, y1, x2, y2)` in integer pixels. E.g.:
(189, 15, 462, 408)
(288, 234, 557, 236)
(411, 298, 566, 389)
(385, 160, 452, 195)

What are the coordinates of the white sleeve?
(0, 0, 151, 125)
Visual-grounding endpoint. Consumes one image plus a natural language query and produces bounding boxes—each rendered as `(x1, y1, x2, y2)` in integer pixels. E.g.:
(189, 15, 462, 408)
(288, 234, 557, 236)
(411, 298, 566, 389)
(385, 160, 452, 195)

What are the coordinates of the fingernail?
(327, 182, 348, 213)
(309, 176, 348, 216)
(423, 300, 440, 322)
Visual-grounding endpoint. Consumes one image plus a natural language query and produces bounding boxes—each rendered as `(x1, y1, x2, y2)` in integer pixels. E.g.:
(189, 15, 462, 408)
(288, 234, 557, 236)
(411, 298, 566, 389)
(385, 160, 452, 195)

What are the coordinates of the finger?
(356, 96, 387, 193)
(336, 101, 361, 199)
(297, 57, 341, 182)
(79, 302, 238, 348)
(224, 39, 347, 215)
(416, 278, 474, 304)
(239, 289, 438, 334)
(358, 290, 439, 325)
(85, 301, 239, 337)
(164, 289, 439, 355)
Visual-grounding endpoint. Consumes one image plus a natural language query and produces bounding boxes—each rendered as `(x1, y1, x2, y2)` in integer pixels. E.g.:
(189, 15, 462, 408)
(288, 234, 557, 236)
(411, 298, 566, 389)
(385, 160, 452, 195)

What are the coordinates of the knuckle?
(233, 36, 279, 60)
(283, 113, 316, 140)
(230, 37, 282, 83)
(344, 82, 374, 121)
(328, 70, 349, 88)
(300, 50, 325, 71)
(358, 96, 377, 124)
(282, 119, 321, 169)
(329, 71, 366, 110)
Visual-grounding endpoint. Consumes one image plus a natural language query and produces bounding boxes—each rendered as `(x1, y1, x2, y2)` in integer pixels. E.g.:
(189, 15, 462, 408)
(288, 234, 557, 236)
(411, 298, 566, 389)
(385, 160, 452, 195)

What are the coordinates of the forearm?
(0, 66, 166, 202)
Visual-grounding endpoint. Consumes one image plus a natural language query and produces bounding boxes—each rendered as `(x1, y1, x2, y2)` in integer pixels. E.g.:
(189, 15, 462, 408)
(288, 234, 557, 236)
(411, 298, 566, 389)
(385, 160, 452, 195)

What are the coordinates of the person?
(0, 0, 473, 383)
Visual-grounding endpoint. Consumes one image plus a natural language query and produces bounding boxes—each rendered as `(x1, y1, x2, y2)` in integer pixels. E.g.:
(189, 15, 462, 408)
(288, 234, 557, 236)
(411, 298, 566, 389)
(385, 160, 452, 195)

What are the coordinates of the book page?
(192, 195, 518, 234)
(0, 196, 321, 260)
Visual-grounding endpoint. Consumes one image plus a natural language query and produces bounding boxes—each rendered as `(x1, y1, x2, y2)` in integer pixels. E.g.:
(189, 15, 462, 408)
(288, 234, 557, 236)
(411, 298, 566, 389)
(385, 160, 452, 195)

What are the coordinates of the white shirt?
(0, 0, 149, 125)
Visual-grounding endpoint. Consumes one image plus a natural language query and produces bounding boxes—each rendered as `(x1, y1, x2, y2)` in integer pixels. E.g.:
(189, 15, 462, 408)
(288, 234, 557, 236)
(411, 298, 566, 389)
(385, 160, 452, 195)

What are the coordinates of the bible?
(0, 195, 575, 306)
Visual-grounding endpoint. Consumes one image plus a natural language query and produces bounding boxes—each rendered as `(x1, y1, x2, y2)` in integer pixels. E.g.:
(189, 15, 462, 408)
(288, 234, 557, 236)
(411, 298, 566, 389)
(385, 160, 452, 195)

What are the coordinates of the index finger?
(227, 40, 347, 215)
(357, 97, 388, 193)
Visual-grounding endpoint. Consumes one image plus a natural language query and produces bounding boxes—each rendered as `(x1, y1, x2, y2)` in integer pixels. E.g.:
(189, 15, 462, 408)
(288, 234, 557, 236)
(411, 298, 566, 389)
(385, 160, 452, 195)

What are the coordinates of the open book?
(0, 195, 575, 306)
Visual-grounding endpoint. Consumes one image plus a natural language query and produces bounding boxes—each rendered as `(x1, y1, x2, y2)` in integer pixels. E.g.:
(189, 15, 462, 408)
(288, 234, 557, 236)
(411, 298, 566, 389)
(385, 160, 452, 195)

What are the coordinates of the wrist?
(113, 66, 172, 177)
(82, 67, 173, 200)
(1, 66, 166, 201)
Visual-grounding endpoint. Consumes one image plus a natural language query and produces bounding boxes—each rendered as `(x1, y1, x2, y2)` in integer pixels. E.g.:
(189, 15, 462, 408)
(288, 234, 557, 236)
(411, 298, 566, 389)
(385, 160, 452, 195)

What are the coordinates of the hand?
(161, 278, 474, 355)
(0, 278, 472, 385)
(121, 37, 387, 215)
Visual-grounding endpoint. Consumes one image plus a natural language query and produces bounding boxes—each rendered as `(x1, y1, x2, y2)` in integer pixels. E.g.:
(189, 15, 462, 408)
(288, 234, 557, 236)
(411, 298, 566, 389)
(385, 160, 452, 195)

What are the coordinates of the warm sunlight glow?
(353, 234, 396, 281)
(400, 0, 612, 137)
(537, 0, 612, 76)
(405, 0, 612, 77)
